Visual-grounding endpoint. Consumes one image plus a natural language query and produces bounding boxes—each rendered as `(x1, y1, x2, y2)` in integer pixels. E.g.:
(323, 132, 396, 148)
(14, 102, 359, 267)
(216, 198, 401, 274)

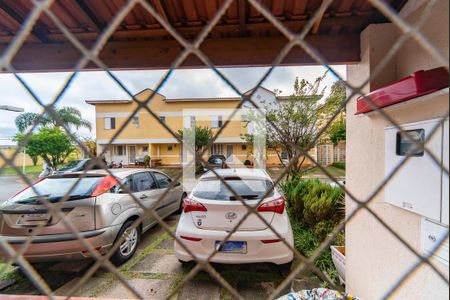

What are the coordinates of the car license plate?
(215, 241, 247, 254)
(18, 213, 50, 224)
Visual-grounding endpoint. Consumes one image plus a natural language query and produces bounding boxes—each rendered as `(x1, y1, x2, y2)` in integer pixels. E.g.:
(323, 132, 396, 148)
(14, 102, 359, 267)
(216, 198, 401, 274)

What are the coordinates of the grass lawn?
(155, 168, 183, 179)
(267, 166, 345, 181)
(0, 165, 43, 176)
(304, 166, 345, 178)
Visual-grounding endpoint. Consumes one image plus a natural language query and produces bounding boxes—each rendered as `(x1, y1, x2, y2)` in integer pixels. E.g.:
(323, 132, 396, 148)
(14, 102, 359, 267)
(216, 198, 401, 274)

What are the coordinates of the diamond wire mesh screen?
(0, 0, 448, 299)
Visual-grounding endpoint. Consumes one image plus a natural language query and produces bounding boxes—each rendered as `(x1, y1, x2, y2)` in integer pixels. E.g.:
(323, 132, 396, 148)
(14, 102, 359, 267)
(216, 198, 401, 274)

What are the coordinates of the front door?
(129, 146, 136, 164)
(227, 145, 234, 158)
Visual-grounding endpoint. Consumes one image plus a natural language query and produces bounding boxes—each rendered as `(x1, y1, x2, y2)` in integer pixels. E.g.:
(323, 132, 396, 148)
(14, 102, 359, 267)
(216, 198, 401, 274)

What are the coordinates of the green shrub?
(331, 161, 345, 170)
(283, 178, 345, 284)
(280, 175, 305, 217)
(315, 250, 339, 285)
(289, 213, 342, 284)
(290, 215, 319, 257)
(282, 179, 344, 228)
(313, 220, 337, 241)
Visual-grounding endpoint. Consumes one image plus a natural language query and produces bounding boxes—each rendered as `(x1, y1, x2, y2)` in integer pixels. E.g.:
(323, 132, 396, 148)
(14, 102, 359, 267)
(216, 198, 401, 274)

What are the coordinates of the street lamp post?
(0, 105, 24, 112)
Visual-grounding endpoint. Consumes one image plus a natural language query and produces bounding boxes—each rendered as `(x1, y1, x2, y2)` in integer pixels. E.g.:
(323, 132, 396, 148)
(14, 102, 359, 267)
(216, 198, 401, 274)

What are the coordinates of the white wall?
(346, 1, 449, 299)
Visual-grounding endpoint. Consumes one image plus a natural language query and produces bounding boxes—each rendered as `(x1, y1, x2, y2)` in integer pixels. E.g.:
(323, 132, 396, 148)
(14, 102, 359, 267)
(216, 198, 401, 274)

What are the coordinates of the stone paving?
(1, 214, 291, 299)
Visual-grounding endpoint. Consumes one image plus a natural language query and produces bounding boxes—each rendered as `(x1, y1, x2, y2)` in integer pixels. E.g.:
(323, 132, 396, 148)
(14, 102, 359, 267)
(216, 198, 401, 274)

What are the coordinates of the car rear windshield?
(192, 178, 274, 201)
(9, 176, 104, 204)
(58, 160, 85, 171)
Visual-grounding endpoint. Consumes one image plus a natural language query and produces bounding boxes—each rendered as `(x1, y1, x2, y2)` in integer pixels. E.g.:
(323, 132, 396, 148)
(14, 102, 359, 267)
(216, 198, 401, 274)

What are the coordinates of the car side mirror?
(174, 181, 181, 187)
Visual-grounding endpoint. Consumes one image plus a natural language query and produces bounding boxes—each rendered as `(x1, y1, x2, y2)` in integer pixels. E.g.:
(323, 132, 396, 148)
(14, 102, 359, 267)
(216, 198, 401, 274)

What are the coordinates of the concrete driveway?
(0, 214, 290, 299)
(0, 175, 26, 203)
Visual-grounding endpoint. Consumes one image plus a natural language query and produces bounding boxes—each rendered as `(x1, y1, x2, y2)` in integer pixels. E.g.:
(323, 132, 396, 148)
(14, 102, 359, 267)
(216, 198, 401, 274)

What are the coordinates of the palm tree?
(15, 106, 92, 133)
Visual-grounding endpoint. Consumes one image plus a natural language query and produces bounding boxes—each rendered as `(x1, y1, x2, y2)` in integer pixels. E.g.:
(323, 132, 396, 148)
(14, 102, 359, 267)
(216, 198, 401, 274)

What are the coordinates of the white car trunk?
(189, 198, 275, 231)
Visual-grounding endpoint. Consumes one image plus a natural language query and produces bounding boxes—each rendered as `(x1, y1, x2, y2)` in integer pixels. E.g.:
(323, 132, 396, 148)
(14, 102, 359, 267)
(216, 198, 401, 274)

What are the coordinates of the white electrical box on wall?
(442, 119, 449, 225)
(421, 218, 449, 266)
(385, 118, 449, 225)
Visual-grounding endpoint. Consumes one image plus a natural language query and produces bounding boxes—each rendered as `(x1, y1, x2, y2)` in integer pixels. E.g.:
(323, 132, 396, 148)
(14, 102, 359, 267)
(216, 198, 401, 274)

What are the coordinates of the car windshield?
(208, 158, 223, 164)
(58, 160, 85, 171)
(9, 176, 104, 204)
(192, 178, 274, 201)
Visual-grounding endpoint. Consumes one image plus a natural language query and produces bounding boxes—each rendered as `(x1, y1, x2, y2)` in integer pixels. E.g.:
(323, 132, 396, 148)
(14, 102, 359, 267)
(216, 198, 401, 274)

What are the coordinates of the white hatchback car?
(174, 169, 294, 271)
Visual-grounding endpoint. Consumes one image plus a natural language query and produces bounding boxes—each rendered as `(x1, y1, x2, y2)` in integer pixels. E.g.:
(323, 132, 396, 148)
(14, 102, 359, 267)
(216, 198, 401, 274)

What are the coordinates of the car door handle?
(139, 195, 148, 200)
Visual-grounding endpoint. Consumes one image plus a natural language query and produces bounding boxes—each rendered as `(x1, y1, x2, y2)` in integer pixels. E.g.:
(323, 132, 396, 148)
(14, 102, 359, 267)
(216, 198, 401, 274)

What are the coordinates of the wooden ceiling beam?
(74, 0, 106, 32)
(312, 1, 326, 34)
(150, 0, 169, 23)
(238, 0, 247, 36)
(34, 14, 379, 42)
(3, 34, 360, 72)
(0, 2, 46, 43)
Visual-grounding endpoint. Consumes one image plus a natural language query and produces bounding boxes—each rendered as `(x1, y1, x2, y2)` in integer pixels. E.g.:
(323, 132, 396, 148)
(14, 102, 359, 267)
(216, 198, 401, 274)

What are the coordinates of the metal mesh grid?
(0, 0, 448, 299)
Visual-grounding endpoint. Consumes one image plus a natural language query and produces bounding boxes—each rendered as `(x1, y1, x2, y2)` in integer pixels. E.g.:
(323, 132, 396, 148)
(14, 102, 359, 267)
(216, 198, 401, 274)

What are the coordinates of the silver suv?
(0, 169, 184, 264)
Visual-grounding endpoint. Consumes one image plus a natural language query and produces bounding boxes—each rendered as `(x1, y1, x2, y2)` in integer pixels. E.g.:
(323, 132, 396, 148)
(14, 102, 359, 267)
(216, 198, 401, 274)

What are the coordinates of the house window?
(242, 144, 247, 151)
(190, 116, 196, 127)
(132, 114, 139, 128)
(143, 146, 149, 153)
(104, 117, 116, 130)
(211, 116, 223, 128)
(116, 145, 126, 156)
(159, 116, 166, 124)
(281, 151, 288, 160)
(211, 144, 223, 155)
(168, 145, 173, 151)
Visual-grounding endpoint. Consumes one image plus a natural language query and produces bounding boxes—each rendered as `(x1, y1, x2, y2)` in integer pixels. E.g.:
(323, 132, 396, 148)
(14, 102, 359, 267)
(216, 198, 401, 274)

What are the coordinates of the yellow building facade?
(87, 88, 318, 167)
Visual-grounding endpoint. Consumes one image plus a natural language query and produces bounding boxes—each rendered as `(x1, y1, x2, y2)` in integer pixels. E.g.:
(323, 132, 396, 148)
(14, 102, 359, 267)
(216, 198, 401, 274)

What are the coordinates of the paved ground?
(0, 214, 291, 299)
(0, 175, 26, 203)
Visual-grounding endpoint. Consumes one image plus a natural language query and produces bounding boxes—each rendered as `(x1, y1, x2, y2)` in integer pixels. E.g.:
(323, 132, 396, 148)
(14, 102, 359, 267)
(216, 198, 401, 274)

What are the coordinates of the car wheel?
(177, 193, 187, 214)
(111, 221, 140, 265)
(278, 262, 293, 276)
(178, 259, 194, 269)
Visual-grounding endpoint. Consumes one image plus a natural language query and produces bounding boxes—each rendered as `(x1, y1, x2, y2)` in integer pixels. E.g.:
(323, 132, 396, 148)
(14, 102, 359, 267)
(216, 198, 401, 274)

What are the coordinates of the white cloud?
(0, 65, 346, 139)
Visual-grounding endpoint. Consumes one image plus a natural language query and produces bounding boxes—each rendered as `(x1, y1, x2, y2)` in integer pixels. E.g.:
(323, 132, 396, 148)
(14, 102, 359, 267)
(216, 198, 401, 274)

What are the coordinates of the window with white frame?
(132, 114, 139, 128)
(104, 117, 116, 130)
(190, 116, 196, 128)
(211, 144, 223, 155)
(116, 145, 126, 156)
(211, 115, 223, 128)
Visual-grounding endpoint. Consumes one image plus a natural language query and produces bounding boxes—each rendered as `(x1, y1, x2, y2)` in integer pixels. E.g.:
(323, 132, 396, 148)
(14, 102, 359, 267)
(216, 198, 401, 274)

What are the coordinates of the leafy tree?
(328, 118, 346, 145)
(82, 137, 97, 157)
(14, 127, 76, 168)
(177, 126, 214, 153)
(322, 80, 346, 145)
(15, 106, 92, 133)
(177, 126, 214, 174)
(244, 73, 328, 176)
(322, 80, 346, 119)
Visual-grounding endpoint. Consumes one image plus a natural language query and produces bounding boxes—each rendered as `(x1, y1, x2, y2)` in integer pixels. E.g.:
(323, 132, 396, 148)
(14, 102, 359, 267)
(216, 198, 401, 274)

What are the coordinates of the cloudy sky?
(0, 65, 346, 140)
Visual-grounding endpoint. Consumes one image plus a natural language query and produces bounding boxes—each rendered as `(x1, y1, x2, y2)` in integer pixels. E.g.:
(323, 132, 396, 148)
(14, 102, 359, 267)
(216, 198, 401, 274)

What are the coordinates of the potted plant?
(331, 245, 345, 285)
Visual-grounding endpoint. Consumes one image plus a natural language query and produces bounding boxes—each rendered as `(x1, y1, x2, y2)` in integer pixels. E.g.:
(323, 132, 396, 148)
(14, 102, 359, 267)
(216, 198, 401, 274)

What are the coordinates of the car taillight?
(257, 197, 285, 214)
(91, 176, 119, 197)
(180, 236, 202, 242)
(183, 197, 207, 213)
(261, 239, 284, 244)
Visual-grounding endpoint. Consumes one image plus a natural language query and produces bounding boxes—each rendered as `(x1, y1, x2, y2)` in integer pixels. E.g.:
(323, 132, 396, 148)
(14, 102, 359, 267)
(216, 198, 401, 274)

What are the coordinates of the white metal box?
(442, 119, 449, 225)
(421, 218, 449, 266)
(385, 118, 448, 224)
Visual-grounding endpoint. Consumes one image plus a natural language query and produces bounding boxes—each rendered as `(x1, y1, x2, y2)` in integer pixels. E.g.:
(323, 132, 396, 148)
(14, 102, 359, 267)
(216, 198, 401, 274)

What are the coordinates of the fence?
(0, 0, 448, 299)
